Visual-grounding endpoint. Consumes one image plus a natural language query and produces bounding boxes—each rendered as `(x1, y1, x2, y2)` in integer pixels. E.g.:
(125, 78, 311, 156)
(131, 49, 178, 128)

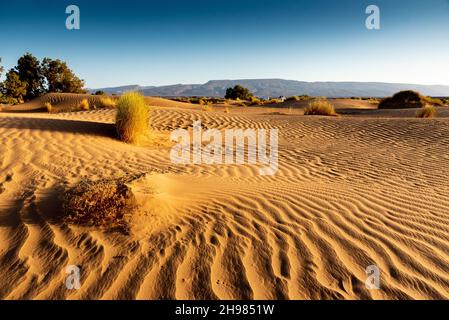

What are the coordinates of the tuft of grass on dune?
(98, 97, 117, 109)
(416, 105, 437, 118)
(203, 104, 212, 112)
(304, 99, 338, 116)
(44, 102, 53, 113)
(79, 99, 90, 111)
(115, 92, 150, 143)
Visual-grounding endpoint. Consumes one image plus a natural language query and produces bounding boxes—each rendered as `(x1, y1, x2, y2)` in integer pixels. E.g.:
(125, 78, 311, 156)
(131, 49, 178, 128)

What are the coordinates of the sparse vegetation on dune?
(416, 105, 437, 118)
(286, 95, 310, 102)
(379, 90, 443, 109)
(170, 97, 227, 105)
(115, 92, 150, 143)
(202, 104, 212, 112)
(44, 102, 53, 113)
(79, 99, 90, 111)
(62, 174, 143, 231)
(304, 99, 338, 116)
(98, 97, 116, 109)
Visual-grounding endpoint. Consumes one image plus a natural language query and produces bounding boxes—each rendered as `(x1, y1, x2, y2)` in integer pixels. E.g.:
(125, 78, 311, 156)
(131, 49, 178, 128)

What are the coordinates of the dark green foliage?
(41, 58, 86, 94)
(224, 85, 254, 100)
(1, 70, 27, 104)
(0, 53, 86, 105)
(379, 90, 427, 109)
(94, 90, 106, 95)
(16, 53, 44, 100)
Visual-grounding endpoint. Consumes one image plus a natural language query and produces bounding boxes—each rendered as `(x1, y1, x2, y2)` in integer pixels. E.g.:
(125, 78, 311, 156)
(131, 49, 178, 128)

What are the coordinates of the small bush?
(264, 98, 282, 105)
(416, 105, 436, 118)
(249, 96, 262, 105)
(116, 92, 150, 143)
(224, 107, 229, 113)
(286, 95, 310, 102)
(79, 99, 90, 111)
(61, 174, 143, 231)
(423, 96, 444, 106)
(203, 104, 212, 112)
(378, 90, 442, 109)
(99, 97, 116, 109)
(304, 99, 337, 116)
(44, 102, 53, 113)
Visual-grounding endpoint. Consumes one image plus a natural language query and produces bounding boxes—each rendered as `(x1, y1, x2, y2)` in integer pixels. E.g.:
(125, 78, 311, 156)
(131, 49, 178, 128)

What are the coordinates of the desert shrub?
(224, 107, 229, 113)
(115, 92, 150, 143)
(44, 102, 53, 113)
(225, 85, 254, 100)
(286, 96, 300, 102)
(423, 96, 444, 106)
(98, 97, 116, 109)
(249, 96, 262, 105)
(286, 95, 310, 102)
(263, 98, 283, 105)
(304, 99, 337, 116)
(94, 90, 106, 95)
(378, 90, 442, 109)
(203, 104, 212, 112)
(61, 174, 143, 230)
(416, 105, 436, 118)
(78, 99, 90, 111)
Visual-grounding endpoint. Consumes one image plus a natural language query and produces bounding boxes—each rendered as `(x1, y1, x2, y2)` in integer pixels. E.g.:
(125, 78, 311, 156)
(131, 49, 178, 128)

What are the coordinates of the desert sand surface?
(1, 94, 449, 300)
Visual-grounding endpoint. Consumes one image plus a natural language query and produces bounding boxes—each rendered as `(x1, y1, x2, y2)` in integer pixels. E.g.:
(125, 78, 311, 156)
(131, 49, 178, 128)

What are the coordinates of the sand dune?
(1, 94, 449, 299)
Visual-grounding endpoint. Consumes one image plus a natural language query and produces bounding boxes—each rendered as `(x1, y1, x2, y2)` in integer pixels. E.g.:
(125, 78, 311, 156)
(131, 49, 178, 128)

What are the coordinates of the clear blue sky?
(1, 0, 448, 88)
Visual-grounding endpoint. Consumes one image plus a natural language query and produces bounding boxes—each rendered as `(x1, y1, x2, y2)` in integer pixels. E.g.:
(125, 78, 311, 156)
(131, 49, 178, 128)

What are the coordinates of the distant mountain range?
(90, 79, 449, 98)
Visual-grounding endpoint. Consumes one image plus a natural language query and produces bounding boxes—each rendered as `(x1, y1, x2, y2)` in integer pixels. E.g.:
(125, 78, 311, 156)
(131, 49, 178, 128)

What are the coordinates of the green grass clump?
(416, 105, 436, 118)
(115, 92, 150, 143)
(304, 99, 338, 116)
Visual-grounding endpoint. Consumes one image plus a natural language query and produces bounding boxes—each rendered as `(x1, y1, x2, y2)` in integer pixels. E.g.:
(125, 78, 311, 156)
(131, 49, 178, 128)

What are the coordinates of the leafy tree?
(41, 58, 86, 94)
(94, 90, 106, 95)
(0, 57, 3, 78)
(2, 70, 27, 104)
(225, 85, 254, 100)
(15, 53, 44, 100)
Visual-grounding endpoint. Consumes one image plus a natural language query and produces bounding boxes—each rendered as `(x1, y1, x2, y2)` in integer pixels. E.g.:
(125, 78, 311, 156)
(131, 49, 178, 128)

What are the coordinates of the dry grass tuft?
(98, 97, 116, 109)
(304, 99, 338, 116)
(44, 102, 53, 113)
(61, 174, 143, 231)
(116, 92, 150, 143)
(79, 99, 90, 111)
(416, 105, 437, 118)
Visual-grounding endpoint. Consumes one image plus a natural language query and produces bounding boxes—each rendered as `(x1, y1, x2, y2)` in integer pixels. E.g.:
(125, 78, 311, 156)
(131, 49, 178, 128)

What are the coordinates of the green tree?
(41, 58, 86, 94)
(2, 70, 27, 104)
(16, 53, 44, 100)
(224, 85, 254, 100)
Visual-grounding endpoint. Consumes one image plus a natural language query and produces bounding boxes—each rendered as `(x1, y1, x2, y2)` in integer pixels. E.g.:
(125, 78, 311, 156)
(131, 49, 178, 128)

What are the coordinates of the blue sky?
(1, 0, 449, 88)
